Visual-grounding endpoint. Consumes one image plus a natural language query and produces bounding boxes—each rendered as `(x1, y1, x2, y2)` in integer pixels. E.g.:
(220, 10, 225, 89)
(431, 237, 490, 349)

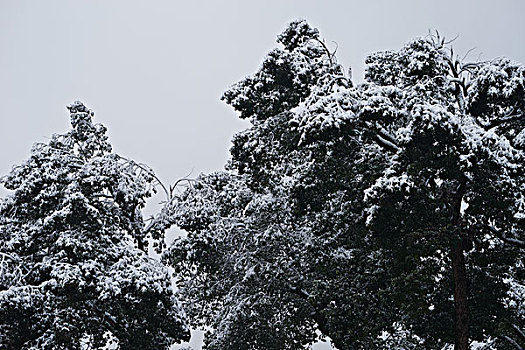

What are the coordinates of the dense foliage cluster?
(1, 19, 524, 350)
(166, 20, 525, 350)
(0, 102, 189, 349)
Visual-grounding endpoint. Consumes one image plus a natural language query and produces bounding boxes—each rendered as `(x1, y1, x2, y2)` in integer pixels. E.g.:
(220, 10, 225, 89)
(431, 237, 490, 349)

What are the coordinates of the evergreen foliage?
(0, 102, 189, 349)
(1, 19, 524, 350)
(166, 20, 525, 350)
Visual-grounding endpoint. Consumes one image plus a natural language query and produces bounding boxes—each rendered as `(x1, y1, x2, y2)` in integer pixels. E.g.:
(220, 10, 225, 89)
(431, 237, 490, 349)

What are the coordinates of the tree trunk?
(451, 240, 469, 350)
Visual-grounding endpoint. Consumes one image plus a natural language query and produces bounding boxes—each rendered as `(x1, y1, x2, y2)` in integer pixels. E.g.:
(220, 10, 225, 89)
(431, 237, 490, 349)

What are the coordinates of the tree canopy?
(166, 19, 525, 350)
(0, 102, 189, 349)
(1, 19, 524, 350)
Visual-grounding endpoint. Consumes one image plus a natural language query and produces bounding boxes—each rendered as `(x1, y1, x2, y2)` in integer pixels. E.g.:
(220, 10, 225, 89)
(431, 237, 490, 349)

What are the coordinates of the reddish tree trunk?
(451, 240, 469, 350)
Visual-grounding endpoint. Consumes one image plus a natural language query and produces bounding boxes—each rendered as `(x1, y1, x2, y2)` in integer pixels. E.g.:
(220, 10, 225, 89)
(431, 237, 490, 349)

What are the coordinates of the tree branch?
(488, 226, 525, 249)
(115, 155, 170, 200)
(377, 127, 398, 146)
(486, 113, 524, 130)
(501, 336, 524, 350)
(313, 38, 334, 65)
(445, 58, 467, 109)
(374, 134, 400, 153)
(514, 324, 525, 344)
(143, 177, 196, 235)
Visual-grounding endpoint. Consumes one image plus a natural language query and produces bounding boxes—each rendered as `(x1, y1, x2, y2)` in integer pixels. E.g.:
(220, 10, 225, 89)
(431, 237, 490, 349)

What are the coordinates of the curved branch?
(313, 38, 334, 65)
(461, 47, 478, 62)
(444, 33, 460, 45)
(114, 155, 170, 200)
(488, 226, 525, 249)
(513, 324, 525, 344)
(143, 177, 196, 235)
(374, 134, 400, 153)
(501, 336, 524, 350)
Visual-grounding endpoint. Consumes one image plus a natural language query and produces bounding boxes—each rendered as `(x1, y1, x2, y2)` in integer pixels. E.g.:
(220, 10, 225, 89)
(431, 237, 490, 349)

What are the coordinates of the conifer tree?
(0, 102, 189, 349)
(168, 20, 525, 349)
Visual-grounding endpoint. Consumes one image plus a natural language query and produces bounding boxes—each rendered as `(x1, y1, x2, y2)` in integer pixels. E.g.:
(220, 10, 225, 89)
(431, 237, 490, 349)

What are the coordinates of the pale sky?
(1, 1, 524, 349)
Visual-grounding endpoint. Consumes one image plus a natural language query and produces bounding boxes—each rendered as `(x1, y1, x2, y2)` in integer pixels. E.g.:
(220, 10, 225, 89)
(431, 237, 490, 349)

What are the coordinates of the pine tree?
(0, 102, 189, 349)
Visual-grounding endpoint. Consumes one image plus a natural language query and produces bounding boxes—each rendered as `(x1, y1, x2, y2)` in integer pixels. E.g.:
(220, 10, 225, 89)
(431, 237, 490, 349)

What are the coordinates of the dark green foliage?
(0, 102, 189, 349)
(168, 21, 525, 350)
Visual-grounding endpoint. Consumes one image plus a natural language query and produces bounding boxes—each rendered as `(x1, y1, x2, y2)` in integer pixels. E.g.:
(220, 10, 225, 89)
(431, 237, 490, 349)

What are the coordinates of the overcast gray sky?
(1, 1, 525, 349)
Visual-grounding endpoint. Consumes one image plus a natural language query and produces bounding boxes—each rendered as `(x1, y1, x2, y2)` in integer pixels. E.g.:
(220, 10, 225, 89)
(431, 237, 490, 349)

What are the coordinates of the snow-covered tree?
(167, 172, 324, 349)
(165, 19, 398, 350)
(167, 20, 525, 350)
(0, 102, 189, 349)
(359, 35, 525, 350)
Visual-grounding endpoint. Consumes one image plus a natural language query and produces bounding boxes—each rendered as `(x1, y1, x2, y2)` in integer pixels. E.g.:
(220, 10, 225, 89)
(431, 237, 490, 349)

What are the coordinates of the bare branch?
(170, 168, 195, 198)
(513, 324, 525, 344)
(377, 126, 398, 146)
(462, 47, 478, 62)
(374, 134, 400, 153)
(312, 38, 334, 65)
(143, 177, 197, 235)
(331, 40, 339, 56)
(444, 33, 460, 45)
(444, 55, 467, 110)
(501, 336, 524, 350)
